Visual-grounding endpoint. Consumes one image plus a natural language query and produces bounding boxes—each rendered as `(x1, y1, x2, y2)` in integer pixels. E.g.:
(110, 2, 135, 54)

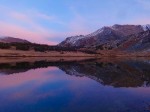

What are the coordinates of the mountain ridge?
(59, 24, 150, 48)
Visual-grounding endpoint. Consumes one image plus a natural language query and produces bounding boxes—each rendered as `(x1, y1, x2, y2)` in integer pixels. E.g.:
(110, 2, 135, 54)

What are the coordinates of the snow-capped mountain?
(59, 24, 150, 48)
(0, 37, 30, 43)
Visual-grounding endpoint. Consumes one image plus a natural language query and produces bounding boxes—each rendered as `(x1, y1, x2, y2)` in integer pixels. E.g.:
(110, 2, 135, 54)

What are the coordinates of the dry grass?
(0, 57, 95, 63)
(0, 49, 95, 57)
(0, 49, 150, 58)
(97, 50, 150, 57)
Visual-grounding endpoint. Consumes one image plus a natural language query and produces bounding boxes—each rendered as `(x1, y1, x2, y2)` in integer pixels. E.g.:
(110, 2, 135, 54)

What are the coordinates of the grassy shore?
(0, 49, 95, 57)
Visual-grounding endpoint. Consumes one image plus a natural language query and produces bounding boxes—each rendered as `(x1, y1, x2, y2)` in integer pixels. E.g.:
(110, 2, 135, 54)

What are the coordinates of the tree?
(0, 43, 11, 49)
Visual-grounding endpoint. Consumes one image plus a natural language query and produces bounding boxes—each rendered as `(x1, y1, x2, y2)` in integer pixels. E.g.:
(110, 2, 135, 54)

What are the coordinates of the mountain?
(0, 37, 30, 43)
(59, 24, 150, 50)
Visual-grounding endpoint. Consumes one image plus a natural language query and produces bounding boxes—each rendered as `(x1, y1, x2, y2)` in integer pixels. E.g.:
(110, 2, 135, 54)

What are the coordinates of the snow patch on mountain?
(66, 35, 85, 45)
(141, 24, 150, 31)
(86, 26, 113, 37)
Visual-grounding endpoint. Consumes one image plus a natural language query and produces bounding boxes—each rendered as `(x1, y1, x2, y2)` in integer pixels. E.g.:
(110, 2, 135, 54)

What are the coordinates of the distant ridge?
(0, 37, 30, 43)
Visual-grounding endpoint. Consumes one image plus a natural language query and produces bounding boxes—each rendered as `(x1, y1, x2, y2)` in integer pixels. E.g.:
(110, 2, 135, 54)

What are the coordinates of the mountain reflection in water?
(0, 58, 150, 88)
(0, 58, 150, 112)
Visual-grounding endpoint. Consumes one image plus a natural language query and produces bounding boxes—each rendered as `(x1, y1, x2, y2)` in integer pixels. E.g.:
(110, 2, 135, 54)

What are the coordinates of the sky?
(0, 0, 150, 45)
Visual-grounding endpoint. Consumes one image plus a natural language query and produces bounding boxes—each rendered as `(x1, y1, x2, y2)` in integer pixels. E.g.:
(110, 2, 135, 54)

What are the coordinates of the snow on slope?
(65, 35, 85, 45)
(141, 24, 150, 31)
(86, 26, 115, 37)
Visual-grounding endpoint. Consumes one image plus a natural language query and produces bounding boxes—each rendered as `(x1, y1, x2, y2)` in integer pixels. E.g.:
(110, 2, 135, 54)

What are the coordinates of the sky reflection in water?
(0, 59, 150, 112)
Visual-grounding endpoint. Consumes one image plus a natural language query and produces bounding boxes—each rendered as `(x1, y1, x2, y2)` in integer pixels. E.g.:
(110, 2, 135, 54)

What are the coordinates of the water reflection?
(1, 58, 150, 88)
(0, 57, 150, 112)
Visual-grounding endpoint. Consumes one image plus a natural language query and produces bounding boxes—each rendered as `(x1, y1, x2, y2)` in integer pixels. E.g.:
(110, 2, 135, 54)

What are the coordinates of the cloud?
(0, 8, 60, 45)
(0, 21, 57, 45)
(9, 11, 56, 35)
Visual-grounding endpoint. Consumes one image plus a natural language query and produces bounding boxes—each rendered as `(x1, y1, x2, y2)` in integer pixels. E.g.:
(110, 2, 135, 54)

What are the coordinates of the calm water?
(0, 58, 150, 112)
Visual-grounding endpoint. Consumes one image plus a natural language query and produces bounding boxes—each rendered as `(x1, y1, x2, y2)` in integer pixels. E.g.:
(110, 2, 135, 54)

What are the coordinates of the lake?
(0, 57, 150, 112)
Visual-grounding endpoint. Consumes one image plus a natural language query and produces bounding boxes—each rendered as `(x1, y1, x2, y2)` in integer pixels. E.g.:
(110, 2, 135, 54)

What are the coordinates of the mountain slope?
(117, 30, 150, 51)
(59, 24, 150, 48)
(95, 30, 150, 52)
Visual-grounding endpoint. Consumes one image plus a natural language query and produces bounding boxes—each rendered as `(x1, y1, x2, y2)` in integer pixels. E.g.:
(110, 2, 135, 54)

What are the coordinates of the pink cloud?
(0, 10, 61, 45)
(10, 12, 30, 22)
(0, 21, 57, 45)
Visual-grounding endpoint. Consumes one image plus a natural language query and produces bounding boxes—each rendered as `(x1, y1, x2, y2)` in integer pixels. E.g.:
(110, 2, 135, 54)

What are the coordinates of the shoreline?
(0, 49, 150, 57)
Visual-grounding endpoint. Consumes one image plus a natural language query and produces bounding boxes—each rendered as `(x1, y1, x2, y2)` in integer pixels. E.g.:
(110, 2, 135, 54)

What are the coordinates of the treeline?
(0, 42, 96, 53)
(0, 43, 11, 49)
